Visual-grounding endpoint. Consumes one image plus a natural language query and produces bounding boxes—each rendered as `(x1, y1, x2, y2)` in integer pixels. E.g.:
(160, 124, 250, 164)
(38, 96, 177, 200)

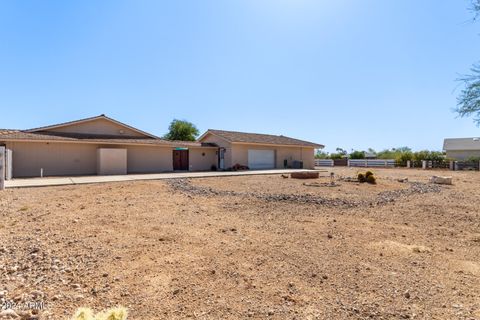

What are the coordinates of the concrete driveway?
(5, 169, 322, 188)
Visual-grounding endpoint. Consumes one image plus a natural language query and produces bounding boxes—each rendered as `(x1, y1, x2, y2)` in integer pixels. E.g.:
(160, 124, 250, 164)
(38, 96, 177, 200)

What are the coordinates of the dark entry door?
(173, 150, 189, 170)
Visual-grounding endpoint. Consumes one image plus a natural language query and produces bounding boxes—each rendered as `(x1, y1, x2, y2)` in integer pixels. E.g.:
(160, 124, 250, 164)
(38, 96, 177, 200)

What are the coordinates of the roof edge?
(26, 114, 160, 139)
(198, 129, 324, 148)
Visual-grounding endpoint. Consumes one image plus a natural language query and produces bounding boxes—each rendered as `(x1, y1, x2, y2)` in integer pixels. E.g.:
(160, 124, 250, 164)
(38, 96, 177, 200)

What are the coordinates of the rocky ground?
(0, 168, 479, 319)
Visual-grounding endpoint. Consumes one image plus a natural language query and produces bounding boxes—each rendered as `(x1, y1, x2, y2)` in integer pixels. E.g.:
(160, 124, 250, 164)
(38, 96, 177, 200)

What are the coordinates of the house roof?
(443, 138, 480, 151)
(0, 128, 210, 148)
(26, 114, 160, 139)
(0, 115, 216, 148)
(199, 129, 324, 148)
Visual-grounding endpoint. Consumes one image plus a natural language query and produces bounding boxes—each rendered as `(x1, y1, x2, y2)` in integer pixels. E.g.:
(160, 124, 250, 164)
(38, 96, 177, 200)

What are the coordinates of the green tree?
(329, 147, 347, 160)
(377, 147, 413, 163)
(456, 1, 480, 125)
(349, 150, 366, 159)
(163, 119, 199, 141)
(315, 150, 329, 159)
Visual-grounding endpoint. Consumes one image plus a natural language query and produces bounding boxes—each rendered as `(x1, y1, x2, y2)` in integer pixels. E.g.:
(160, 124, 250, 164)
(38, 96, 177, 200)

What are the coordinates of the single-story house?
(443, 137, 480, 160)
(0, 115, 323, 179)
(198, 129, 323, 170)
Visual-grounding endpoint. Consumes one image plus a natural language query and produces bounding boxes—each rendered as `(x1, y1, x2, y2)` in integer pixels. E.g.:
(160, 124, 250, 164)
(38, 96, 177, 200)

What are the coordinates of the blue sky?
(0, 0, 479, 152)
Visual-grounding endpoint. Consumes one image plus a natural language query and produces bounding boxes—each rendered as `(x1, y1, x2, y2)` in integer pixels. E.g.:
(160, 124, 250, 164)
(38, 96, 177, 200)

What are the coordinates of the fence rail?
(315, 159, 395, 168)
(314, 159, 334, 167)
(314, 158, 480, 171)
(454, 161, 480, 171)
(348, 159, 395, 168)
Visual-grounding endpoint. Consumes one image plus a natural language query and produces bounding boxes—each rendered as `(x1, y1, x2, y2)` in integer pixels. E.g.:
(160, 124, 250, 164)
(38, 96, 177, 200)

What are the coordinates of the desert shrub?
(357, 173, 366, 183)
(466, 156, 480, 162)
(365, 171, 374, 178)
(329, 153, 345, 160)
(71, 307, 128, 320)
(366, 175, 377, 184)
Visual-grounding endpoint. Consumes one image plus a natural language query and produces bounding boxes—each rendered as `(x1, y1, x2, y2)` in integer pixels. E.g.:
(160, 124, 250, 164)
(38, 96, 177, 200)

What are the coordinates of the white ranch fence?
(348, 159, 395, 168)
(314, 159, 334, 167)
(315, 158, 395, 168)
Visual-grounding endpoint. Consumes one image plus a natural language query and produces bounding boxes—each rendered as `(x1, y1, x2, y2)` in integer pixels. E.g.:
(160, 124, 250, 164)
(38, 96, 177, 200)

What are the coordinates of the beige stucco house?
(0, 115, 323, 179)
(198, 129, 323, 170)
(443, 137, 480, 160)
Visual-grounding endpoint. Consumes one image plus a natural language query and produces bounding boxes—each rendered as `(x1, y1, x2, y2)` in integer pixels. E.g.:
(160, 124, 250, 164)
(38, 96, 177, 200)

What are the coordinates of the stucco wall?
(231, 144, 315, 169)
(97, 148, 127, 175)
(199, 134, 232, 168)
(126, 145, 173, 173)
(189, 148, 217, 171)
(6, 141, 98, 178)
(41, 118, 147, 137)
(446, 150, 480, 160)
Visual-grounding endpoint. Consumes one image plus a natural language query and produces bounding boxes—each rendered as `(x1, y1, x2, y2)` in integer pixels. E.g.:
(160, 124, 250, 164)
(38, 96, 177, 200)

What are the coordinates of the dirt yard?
(0, 168, 479, 319)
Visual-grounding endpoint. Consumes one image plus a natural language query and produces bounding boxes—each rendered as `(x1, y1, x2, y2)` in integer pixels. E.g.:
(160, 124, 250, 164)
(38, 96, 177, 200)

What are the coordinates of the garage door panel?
(248, 150, 275, 170)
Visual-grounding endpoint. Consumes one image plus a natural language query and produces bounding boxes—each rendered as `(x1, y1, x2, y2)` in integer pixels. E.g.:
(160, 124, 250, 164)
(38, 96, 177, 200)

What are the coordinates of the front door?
(218, 148, 225, 170)
(173, 149, 189, 171)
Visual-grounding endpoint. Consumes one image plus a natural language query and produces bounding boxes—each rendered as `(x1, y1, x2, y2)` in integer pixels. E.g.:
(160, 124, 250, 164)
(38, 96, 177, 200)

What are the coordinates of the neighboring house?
(198, 129, 323, 170)
(443, 137, 480, 160)
(0, 115, 323, 178)
(364, 152, 377, 159)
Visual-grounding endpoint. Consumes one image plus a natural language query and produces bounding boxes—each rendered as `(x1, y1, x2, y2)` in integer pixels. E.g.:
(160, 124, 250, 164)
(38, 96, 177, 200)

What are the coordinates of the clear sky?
(1, 0, 479, 152)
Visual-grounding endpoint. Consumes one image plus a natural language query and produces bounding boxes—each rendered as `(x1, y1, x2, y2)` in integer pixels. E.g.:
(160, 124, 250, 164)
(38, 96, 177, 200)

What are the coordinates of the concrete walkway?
(5, 169, 321, 188)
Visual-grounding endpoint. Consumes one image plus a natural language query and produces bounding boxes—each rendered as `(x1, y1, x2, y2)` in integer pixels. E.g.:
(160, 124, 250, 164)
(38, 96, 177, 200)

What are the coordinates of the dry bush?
(71, 307, 128, 320)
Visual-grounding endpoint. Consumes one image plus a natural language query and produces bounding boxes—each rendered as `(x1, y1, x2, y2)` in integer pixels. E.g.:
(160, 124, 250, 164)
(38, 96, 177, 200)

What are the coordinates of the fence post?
(406, 160, 411, 168)
(422, 160, 427, 170)
(0, 146, 5, 190)
(347, 159, 350, 167)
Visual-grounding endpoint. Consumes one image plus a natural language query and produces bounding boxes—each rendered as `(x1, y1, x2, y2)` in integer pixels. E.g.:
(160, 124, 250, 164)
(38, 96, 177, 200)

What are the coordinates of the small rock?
(51, 294, 62, 301)
(74, 294, 84, 301)
(71, 283, 81, 290)
(0, 309, 20, 318)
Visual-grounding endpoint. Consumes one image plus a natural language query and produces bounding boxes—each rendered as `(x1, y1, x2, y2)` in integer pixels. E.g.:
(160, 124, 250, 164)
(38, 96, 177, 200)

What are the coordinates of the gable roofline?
(443, 137, 480, 151)
(198, 129, 324, 148)
(25, 114, 160, 139)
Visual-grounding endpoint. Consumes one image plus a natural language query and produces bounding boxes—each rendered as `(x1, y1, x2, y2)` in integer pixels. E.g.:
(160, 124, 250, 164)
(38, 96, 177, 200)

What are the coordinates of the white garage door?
(248, 150, 275, 170)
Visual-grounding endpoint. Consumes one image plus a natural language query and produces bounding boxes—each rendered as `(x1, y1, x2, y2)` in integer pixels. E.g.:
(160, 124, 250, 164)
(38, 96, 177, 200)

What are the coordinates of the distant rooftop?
(443, 137, 480, 151)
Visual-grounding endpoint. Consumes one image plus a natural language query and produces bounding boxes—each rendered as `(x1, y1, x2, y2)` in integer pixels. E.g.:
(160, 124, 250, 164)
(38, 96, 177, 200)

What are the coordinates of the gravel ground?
(0, 168, 479, 319)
